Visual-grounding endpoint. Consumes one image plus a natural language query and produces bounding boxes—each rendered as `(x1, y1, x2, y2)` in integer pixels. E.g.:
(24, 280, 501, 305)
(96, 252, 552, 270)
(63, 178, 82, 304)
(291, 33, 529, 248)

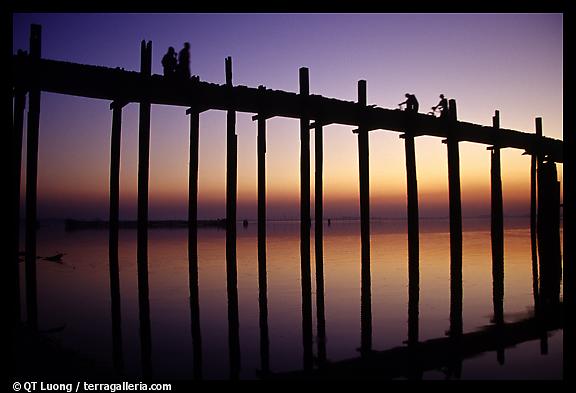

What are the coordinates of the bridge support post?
(299, 67, 313, 371)
(109, 100, 126, 374)
(255, 107, 270, 374)
(402, 116, 419, 348)
(136, 39, 153, 380)
(11, 86, 26, 326)
(186, 106, 203, 379)
(25, 24, 42, 331)
(224, 56, 240, 380)
(357, 80, 372, 356)
(490, 110, 505, 364)
(537, 160, 562, 307)
(314, 121, 327, 364)
(530, 118, 542, 305)
(445, 99, 463, 338)
(445, 99, 462, 378)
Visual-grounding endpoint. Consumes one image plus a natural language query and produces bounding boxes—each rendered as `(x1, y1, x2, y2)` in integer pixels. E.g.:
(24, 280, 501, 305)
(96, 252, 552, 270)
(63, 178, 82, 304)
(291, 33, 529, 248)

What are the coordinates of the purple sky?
(12, 13, 563, 220)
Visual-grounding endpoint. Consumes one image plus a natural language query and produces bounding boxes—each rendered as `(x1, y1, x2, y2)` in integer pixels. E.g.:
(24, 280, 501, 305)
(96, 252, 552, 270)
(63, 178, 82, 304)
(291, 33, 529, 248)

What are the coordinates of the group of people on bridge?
(399, 93, 449, 118)
(161, 43, 193, 79)
(162, 46, 449, 118)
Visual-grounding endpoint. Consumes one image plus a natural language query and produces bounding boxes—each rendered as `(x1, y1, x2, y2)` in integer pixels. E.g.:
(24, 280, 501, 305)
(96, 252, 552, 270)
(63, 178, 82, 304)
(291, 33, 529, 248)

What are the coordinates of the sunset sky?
(12, 13, 563, 220)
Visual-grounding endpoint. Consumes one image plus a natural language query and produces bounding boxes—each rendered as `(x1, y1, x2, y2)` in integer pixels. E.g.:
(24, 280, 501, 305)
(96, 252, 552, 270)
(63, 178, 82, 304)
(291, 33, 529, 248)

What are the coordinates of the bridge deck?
(11, 55, 563, 162)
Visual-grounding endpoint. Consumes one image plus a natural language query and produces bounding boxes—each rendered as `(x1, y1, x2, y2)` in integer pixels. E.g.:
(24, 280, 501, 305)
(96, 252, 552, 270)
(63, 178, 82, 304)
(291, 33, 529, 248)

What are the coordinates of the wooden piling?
(402, 113, 419, 347)
(490, 111, 504, 323)
(225, 56, 240, 380)
(25, 24, 42, 331)
(445, 99, 463, 342)
(225, 56, 237, 239)
(490, 110, 505, 364)
(314, 122, 327, 364)
(256, 110, 270, 374)
(186, 106, 202, 379)
(187, 107, 200, 268)
(109, 100, 125, 375)
(11, 87, 26, 325)
(530, 118, 542, 304)
(357, 80, 372, 355)
(537, 160, 562, 306)
(136, 39, 153, 380)
(299, 67, 313, 371)
(109, 101, 124, 247)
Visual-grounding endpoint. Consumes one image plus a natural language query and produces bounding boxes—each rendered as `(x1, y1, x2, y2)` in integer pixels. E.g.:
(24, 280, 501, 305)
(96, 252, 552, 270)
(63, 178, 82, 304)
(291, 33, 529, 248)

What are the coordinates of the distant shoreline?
(56, 215, 540, 231)
(64, 218, 226, 231)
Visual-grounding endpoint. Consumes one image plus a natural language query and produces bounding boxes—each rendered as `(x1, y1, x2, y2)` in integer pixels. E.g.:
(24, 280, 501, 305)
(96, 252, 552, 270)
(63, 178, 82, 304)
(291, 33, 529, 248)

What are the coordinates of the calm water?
(20, 217, 563, 380)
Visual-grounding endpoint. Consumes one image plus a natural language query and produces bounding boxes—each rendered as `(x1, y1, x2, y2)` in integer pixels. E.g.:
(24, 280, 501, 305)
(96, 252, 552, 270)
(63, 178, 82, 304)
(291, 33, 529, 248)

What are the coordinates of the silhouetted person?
(178, 42, 191, 79)
(432, 94, 449, 118)
(399, 93, 419, 113)
(161, 47, 177, 77)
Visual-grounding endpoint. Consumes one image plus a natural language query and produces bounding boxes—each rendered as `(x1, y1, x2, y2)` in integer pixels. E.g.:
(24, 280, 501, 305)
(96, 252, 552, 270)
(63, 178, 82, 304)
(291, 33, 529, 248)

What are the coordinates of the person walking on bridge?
(161, 47, 177, 77)
(177, 42, 191, 79)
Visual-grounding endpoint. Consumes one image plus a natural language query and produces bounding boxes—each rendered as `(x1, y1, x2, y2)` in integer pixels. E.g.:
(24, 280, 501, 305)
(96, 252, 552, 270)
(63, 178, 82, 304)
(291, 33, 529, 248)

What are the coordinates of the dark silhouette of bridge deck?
(11, 55, 563, 162)
(10, 24, 567, 380)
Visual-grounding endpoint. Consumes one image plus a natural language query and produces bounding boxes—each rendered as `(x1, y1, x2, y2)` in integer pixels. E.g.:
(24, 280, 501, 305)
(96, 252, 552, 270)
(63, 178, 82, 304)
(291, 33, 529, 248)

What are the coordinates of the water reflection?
(25, 218, 562, 380)
(108, 220, 124, 376)
(137, 228, 152, 380)
(226, 230, 241, 380)
(188, 224, 203, 380)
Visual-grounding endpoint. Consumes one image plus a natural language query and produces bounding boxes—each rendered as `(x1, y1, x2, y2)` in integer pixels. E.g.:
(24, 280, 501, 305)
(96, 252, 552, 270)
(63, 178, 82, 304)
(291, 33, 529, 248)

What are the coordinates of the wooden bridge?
(10, 24, 565, 379)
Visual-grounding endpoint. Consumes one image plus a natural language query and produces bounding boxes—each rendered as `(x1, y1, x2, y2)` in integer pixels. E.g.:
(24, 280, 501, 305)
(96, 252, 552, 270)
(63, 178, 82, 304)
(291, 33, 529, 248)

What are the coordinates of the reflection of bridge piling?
(11, 24, 566, 378)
